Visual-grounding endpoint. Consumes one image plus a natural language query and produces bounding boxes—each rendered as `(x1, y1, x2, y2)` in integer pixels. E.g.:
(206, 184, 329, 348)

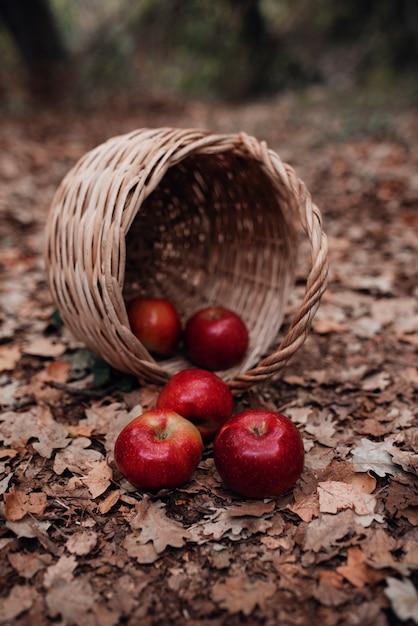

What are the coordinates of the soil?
(0, 87, 417, 626)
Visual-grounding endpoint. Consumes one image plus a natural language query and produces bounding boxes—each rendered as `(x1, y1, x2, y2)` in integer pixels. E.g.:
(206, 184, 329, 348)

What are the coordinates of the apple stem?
(250, 422, 267, 437)
(155, 429, 169, 441)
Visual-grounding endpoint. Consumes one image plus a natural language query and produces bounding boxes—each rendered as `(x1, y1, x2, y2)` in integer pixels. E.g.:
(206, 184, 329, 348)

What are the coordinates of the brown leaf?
(8, 551, 52, 579)
(23, 337, 67, 358)
(129, 498, 192, 553)
(81, 460, 113, 498)
(45, 578, 97, 625)
(53, 437, 104, 475)
(43, 555, 77, 589)
(122, 536, 160, 564)
(313, 318, 347, 334)
(98, 489, 120, 515)
(304, 510, 357, 552)
(0, 344, 21, 372)
(384, 577, 418, 622)
(0, 585, 38, 624)
(4, 485, 48, 521)
(288, 492, 320, 522)
(212, 575, 276, 615)
(336, 547, 386, 588)
(66, 531, 98, 556)
(317, 480, 376, 516)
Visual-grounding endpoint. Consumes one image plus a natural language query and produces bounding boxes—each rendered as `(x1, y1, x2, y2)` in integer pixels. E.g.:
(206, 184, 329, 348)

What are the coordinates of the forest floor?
(0, 84, 418, 626)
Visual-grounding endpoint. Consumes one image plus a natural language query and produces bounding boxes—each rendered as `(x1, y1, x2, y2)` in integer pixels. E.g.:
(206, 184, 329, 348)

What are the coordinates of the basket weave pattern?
(45, 128, 328, 393)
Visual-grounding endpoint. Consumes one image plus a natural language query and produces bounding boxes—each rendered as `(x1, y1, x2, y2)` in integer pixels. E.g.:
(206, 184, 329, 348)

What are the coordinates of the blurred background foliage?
(0, 0, 417, 108)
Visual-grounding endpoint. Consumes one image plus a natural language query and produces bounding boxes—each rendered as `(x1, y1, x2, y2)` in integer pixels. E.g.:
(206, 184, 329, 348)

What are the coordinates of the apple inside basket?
(45, 128, 328, 392)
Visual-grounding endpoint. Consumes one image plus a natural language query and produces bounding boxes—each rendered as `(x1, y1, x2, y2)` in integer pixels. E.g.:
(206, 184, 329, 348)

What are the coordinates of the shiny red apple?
(213, 410, 305, 499)
(114, 408, 203, 491)
(184, 306, 249, 370)
(156, 368, 234, 440)
(126, 296, 181, 357)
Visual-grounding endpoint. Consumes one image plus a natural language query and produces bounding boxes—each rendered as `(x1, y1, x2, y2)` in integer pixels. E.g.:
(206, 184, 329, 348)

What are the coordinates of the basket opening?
(122, 149, 298, 378)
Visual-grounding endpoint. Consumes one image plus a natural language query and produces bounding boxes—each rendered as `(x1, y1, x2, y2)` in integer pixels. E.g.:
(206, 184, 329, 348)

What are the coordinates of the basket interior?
(122, 150, 298, 379)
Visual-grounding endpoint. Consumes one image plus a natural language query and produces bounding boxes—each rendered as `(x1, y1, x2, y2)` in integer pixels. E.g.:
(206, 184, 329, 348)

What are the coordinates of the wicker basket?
(45, 128, 328, 393)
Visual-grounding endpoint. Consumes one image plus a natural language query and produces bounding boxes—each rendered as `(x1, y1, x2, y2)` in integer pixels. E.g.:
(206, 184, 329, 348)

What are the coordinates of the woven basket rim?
(45, 127, 329, 393)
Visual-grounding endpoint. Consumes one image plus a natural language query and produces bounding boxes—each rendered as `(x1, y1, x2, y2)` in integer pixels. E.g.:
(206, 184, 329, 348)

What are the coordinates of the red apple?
(114, 408, 203, 491)
(184, 306, 249, 370)
(156, 368, 234, 440)
(213, 410, 304, 499)
(126, 297, 181, 357)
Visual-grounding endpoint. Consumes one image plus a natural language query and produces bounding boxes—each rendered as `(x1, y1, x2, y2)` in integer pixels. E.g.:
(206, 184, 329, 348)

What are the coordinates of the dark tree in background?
(0, 0, 417, 105)
(0, 0, 69, 102)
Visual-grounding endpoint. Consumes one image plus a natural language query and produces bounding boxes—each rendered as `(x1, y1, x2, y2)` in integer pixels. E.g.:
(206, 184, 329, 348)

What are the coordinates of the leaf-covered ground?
(0, 89, 417, 626)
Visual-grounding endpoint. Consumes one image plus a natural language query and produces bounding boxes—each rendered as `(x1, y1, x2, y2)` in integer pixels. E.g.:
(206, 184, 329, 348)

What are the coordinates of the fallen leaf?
(0, 585, 38, 624)
(66, 531, 98, 556)
(43, 555, 78, 589)
(5, 518, 51, 539)
(53, 437, 104, 475)
(384, 577, 418, 622)
(23, 337, 67, 358)
(288, 492, 320, 522)
(191, 507, 273, 543)
(4, 485, 48, 521)
(336, 547, 386, 588)
(32, 410, 71, 458)
(98, 489, 120, 514)
(0, 344, 21, 372)
(317, 480, 376, 516)
(304, 510, 357, 552)
(82, 460, 113, 498)
(45, 578, 97, 625)
(8, 551, 52, 579)
(304, 411, 337, 447)
(361, 371, 391, 391)
(129, 498, 192, 553)
(212, 575, 276, 616)
(313, 318, 347, 334)
(122, 536, 160, 564)
(351, 438, 401, 477)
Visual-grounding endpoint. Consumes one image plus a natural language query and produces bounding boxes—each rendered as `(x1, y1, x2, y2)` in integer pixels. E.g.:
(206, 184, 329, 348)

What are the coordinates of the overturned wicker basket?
(45, 128, 328, 393)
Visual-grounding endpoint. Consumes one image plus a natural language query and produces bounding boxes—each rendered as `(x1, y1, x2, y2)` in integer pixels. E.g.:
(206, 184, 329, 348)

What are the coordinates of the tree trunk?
(0, 0, 70, 103)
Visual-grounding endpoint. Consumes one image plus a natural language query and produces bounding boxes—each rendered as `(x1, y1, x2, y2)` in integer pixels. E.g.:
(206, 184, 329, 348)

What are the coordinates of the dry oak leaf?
(98, 489, 120, 514)
(313, 318, 347, 334)
(66, 530, 98, 556)
(351, 438, 401, 477)
(81, 459, 113, 499)
(104, 404, 142, 459)
(129, 497, 192, 553)
(304, 410, 337, 447)
(53, 437, 104, 475)
(0, 584, 38, 625)
(384, 577, 418, 623)
(4, 485, 48, 521)
(122, 536, 160, 565)
(43, 554, 78, 589)
(8, 550, 52, 579)
(212, 575, 276, 616)
(83, 401, 127, 437)
(32, 423, 70, 458)
(23, 336, 67, 358)
(317, 480, 376, 516)
(304, 509, 357, 553)
(0, 406, 41, 448)
(190, 502, 274, 543)
(5, 517, 51, 539)
(45, 578, 97, 626)
(287, 491, 320, 522)
(336, 547, 386, 588)
(0, 344, 21, 372)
